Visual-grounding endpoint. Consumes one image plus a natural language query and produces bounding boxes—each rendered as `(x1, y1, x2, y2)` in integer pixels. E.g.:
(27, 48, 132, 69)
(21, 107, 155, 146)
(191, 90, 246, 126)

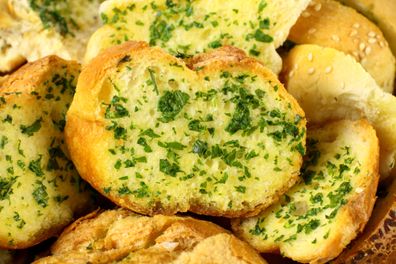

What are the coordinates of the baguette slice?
(0, 56, 93, 249)
(84, 0, 311, 73)
(65, 41, 306, 217)
(33, 208, 267, 264)
(288, 0, 395, 93)
(0, 0, 103, 73)
(233, 119, 380, 264)
(333, 177, 396, 263)
(337, 0, 396, 58)
(281, 44, 396, 180)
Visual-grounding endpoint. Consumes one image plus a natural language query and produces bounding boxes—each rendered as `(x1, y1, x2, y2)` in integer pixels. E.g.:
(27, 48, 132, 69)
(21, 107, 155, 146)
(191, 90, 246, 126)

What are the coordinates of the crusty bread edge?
(231, 119, 380, 263)
(66, 41, 306, 218)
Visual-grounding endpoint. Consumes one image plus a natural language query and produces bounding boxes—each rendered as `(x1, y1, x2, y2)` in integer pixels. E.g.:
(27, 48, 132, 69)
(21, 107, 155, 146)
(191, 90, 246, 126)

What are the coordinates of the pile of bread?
(0, 0, 395, 263)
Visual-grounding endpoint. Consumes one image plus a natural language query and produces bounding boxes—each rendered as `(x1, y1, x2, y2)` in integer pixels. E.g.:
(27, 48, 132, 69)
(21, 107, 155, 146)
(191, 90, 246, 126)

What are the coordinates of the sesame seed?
(365, 46, 372, 55)
(359, 43, 366, 51)
(302, 11, 311, 18)
(314, 3, 322, 11)
(307, 67, 315, 74)
(331, 35, 340, 42)
(379, 41, 385, 47)
(353, 23, 360, 29)
(352, 51, 359, 58)
(368, 38, 377, 44)
(307, 53, 313, 61)
(308, 28, 317, 34)
(289, 70, 295, 78)
(350, 30, 358, 37)
(325, 66, 332, 73)
(355, 187, 363, 193)
(368, 31, 376, 38)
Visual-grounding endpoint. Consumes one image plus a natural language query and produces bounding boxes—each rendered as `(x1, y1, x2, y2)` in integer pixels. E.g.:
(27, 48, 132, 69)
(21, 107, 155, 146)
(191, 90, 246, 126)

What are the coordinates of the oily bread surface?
(282, 44, 396, 180)
(33, 209, 267, 264)
(289, 0, 395, 93)
(65, 41, 306, 217)
(85, 0, 311, 73)
(0, 56, 93, 249)
(233, 119, 379, 264)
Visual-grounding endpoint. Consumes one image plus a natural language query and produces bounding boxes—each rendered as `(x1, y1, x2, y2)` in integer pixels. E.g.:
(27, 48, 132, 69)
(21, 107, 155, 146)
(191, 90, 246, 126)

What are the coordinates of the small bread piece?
(281, 44, 396, 179)
(233, 119, 380, 264)
(85, 0, 311, 73)
(333, 178, 396, 263)
(0, 0, 103, 73)
(0, 56, 93, 249)
(288, 0, 395, 93)
(337, 0, 396, 57)
(33, 209, 267, 264)
(65, 41, 306, 217)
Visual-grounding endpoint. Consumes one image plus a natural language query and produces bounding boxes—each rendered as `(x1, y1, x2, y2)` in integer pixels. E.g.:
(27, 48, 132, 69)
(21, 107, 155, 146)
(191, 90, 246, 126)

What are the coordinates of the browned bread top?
(288, 0, 395, 93)
(33, 209, 267, 264)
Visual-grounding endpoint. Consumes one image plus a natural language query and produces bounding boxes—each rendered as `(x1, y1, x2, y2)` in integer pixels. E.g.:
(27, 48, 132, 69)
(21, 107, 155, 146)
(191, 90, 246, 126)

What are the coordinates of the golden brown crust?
(66, 41, 306, 218)
(333, 178, 396, 263)
(289, 0, 395, 92)
(33, 209, 267, 264)
(232, 119, 380, 264)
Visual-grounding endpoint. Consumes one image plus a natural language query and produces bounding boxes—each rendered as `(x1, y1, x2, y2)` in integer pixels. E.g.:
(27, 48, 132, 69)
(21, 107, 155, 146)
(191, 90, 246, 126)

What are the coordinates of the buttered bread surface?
(0, 56, 93, 249)
(65, 42, 306, 217)
(85, 0, 311, 73)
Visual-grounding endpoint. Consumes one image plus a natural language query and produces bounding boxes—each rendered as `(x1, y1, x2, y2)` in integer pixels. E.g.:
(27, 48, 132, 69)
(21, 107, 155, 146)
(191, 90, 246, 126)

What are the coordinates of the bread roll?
(0, 0, 103, 73)
(288, 0, 395, 93)
(33, 209, 267, 264)
(85, 0, 311, 73)
(65, 41, 306, 217)
(337, 0, 396, 57)
(0, 56, 93, 249)
(233, 119, 379, 264)
(281, 44, 396, 180)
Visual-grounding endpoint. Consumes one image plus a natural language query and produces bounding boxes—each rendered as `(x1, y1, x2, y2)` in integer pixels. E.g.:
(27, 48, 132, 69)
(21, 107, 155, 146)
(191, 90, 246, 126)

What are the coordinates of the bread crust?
(289, 0, 395, 93)
(33, 208, 267, 264)
(333, 178, 396, 263)
(0, 55, 93, 249)
(232, 119, 380, 264)
(65, 41, 306, 217)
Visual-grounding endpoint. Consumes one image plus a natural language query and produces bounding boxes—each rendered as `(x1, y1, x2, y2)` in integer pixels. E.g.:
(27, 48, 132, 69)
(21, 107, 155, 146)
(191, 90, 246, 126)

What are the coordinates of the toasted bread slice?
(84, 0, 310, 73)
(337, 0, 396, 58)
(281, 44, 396, 180)
(65, 41, 306, 217)
(0, 0, 103, 73)
(33, 209, 267, 264)
(333, 177, 396, 263)
(233, 119, 379, 264)
(288, 0, 395, 93)
(0, 56, 93, 249)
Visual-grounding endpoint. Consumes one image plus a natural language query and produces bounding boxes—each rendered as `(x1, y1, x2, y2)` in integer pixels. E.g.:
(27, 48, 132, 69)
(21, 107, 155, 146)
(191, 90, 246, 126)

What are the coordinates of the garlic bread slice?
(33, 209, 268, 264)
(232, 119, 379, 263)
(85, 0, 311, 73)
(0, 56, 93, 249)
(0, 0, 103, 73)
(65, 42, 306, 217)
